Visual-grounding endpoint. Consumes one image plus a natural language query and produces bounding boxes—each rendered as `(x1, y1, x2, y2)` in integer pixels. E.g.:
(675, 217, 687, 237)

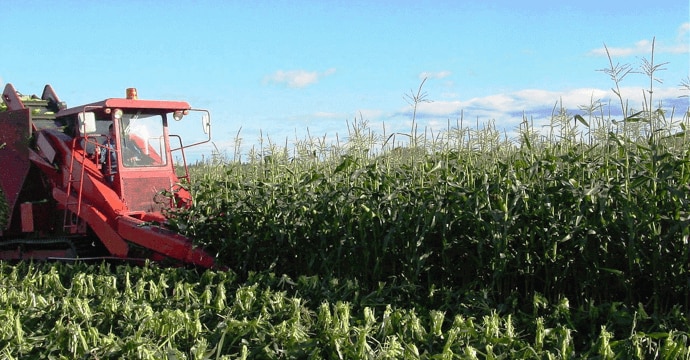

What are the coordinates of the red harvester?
(0, 83, 216, 268)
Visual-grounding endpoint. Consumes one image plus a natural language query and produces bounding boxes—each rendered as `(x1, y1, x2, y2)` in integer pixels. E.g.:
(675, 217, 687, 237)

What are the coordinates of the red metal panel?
(1, 84, 26, 110)
(121, 175, 175, 213)
(53, 188, 129, 257)
(103, 98, 190, 110)
(19, 201, 52, 233)
(0, 109, 32, 230)
(117, 215, 215, 268)
(57, 98, 191, 117)
(20, 202, 34, 232)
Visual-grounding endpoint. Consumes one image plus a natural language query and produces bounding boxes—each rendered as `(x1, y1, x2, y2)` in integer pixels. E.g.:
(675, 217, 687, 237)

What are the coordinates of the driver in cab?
(100, 123, 144, 182)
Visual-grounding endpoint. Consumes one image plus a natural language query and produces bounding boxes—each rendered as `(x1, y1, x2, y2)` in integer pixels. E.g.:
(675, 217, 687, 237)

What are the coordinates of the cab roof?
(57, 98, 192, 117)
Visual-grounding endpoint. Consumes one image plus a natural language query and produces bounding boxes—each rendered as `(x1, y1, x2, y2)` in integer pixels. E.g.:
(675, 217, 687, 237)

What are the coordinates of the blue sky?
(2, 1, 689, 160)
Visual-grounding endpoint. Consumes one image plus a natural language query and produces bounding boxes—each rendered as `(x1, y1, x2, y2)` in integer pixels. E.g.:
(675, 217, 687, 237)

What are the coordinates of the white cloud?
(419, 71, 451, 80)
(264, 68, 336, 88)
(589, 39, 654, 57)
(510, 88, 610, 110)
(670, 22, 690, 54)
(354, 109, 384, 120)
(403, 86, 686, 122)
(678, 22, 689, 40)
(415, 100, 463, 116)
(589, 22, 690, 57)
(369, 84, 688, 149)
(312, 111, 341, 119)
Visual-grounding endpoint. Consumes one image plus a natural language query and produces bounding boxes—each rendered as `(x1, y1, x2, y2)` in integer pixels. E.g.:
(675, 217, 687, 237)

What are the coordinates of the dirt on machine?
(0, 83, 217, 268)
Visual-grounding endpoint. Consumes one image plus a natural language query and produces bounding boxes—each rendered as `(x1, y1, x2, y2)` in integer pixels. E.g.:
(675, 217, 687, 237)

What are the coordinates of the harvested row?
(1, 262, 688, 359)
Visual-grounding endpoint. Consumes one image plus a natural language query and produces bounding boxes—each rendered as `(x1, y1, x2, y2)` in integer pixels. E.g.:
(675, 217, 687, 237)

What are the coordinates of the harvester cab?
(57, 88, 211, 214)
(0, 84, 216, 268)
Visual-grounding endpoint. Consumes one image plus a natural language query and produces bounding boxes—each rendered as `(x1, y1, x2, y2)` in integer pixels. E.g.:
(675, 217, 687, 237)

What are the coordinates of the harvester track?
(0, 236, 109, 261)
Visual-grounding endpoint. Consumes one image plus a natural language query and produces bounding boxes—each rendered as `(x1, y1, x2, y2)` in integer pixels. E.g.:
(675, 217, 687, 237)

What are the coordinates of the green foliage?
(174, 113, 690, 313)
(0, 261, 687, 359)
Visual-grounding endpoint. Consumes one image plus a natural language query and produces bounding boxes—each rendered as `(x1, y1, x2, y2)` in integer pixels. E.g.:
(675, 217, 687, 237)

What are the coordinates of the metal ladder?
(63, 137, 88, 233)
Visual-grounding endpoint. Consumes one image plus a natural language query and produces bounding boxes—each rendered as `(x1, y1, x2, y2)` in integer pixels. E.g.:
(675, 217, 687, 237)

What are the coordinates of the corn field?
(179, 110, 690, 313)
(2, 51, 690, 358)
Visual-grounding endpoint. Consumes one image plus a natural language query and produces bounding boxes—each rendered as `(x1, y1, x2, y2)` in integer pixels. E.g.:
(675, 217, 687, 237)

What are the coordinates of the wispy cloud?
(371, 84, 689, 147)
(398, 86, 687, 122)
(313, 111, 341, 119)
(264, 68, 336, 88)
(589, 22, 690, 57)
(678, 22, 690, 40)
(419, 71, 451, 80)
(589, 39, 655, 57)
(354, 109, 384, 120)
(671, 22, 690, 53)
